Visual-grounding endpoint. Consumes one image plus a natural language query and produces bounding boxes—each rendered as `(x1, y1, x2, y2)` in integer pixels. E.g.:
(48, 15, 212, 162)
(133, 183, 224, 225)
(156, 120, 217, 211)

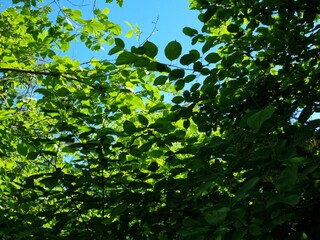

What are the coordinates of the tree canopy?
(0, 0, 319, 239)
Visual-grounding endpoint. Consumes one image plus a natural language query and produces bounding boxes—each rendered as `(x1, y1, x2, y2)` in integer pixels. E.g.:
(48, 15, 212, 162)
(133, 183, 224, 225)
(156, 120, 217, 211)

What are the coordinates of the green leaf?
(165, 41, 182, 61)
(178, 226, 210, 237)
(0, 109, 15, 120)
(133, 57, 150, 67)
(298, 105, 313, 123)
(180, 53, 196, 65)
(109, 46, 123, 55)
(154, 76, 167, 86)
(148, 162, 159, 172)
(183, 119, 190, 129)
(247, 105, 275, 131)
(149, 150, 163, 158)
(143, 41, 158, 58)
(234, 177, 259, 202)
(115, 38, 125, 48)
(227, 24, 239, 33)
(272, 213, 294, 226)
(17, 144, 28, 156)
(205, 52, 221, 63)
(281, 195, 300, 207)
(172, 96, 184, 104)
(204, 207, 230, 225)
(130, 148, 141, 157)
(175, 79, 185, 91)
(275, 165, 298, 192)
(131, 46, 146, 55)
(123, 120, 137, 134)
(155, 62, 169, 72)
(184, 74, 196, 83)
(138, 114, 149, 126)
(111, 203, 128, 217)
(149, 103, 166, 113)
(183, 27, 198, 37)
(222, 52, 243, 67)
(27, 152, 38, 160)
(169, 69, 185, 79)
(56, 87, 70, 96)
(116, 52, 138, 65)
(190, 83, 200, 92)
(125, 29, 133, 38)
(248, 224, 261, 236)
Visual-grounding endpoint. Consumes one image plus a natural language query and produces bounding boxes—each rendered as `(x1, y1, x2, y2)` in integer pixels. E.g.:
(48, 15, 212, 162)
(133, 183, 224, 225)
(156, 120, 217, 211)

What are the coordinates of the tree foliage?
(0, 0, 319, 239)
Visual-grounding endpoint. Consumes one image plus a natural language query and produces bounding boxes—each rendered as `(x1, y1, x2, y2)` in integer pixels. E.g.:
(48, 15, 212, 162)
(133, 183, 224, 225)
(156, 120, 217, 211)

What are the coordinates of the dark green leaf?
(143, 41, 158, 58)
(182, 27, 198, 37)
(115, 38, 125, 48)
(27, 151, 38, 160)
(172, 96, 184, 104)
(149, 103, 166, 113)
(154, 76, 167, 86)
(247, 105, 275, 131)
(275, 166, 298, 192)
(111, 203, 128, 217)
(133, 57, 150, 67)
(190, 83, 200, 92)
(169, 69, 185, 79)
(165, 41, 182, 61)
(234, 177, 259, 202)
(180, 53, 196, 65)
(205, 52, 221, 63)
(17, 144, 28, 156)
(184, 74, 196, 83)
(148, 162, 159, 172)
(222, 52, 243, 67)
(204, 207, 230, 225)
(175, 79, 185, 91)
(138, 114, 149, 126)
(116, 52, 138, 65)
(131, 46, 146, 55)
(298, 105, 313, 123)
(248, 224, 261, 236)
(123, 120, 137, 134)
(227, 24, 239, 33)
(130, 148, 141, 157)
(183, 119, 190, 129)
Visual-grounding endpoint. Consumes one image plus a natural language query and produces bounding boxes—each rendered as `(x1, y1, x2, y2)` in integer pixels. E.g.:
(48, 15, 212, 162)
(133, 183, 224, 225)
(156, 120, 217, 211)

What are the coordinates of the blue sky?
(63, 0, 203, 63)
(0, 0, 203, 64)
(106, 0, 202, 59)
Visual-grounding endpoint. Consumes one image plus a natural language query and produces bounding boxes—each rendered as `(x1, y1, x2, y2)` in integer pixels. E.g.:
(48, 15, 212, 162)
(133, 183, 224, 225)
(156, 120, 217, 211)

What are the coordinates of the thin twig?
(140, 16, 159, 46)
